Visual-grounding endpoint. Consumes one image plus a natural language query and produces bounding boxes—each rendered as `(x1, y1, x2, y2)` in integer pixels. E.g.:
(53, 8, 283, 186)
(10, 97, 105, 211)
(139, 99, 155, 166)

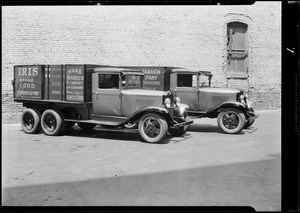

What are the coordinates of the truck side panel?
(14, 64, 100, 103)
(14, 65, 44, 99)
(48, 65, 64, 101)
(65, 65, 86, 102)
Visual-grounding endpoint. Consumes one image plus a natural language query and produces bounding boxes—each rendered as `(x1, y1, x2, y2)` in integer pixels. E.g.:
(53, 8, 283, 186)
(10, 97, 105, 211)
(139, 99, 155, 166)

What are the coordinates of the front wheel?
(138, 113, 168, 144)
(21, 108, 41, 134)
(217, 108, 246, 134)
(41, 109, 64, 136)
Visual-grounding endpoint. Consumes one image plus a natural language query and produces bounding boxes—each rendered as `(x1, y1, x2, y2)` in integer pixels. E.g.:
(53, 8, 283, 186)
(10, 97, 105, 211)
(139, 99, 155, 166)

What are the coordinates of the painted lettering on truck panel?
(66, 65, 85, 102)
(14, 65, 43, 99)
(129, 68, 165, 91)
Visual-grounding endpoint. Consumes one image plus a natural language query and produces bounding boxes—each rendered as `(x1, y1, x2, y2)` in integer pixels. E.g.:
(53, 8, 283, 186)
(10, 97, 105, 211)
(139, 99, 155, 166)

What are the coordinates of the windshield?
(122, 75, 142, 89)
(199, 74, 211, 87)
(177, 73, 211, 88)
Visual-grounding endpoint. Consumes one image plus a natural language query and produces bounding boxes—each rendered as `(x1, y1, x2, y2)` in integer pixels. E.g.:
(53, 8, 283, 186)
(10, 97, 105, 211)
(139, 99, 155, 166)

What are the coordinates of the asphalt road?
(2, 110, 281, 211)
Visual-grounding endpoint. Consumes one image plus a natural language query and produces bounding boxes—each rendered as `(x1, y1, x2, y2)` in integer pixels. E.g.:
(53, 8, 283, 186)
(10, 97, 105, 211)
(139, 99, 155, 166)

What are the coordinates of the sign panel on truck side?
(14, 65, 43, 99)
(129, 67, 166, 91)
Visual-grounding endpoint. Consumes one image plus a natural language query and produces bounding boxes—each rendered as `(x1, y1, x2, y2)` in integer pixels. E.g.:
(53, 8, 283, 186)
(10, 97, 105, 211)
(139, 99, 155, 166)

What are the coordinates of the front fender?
(201, 101, 247, 118)
(123, 105, 174, 125)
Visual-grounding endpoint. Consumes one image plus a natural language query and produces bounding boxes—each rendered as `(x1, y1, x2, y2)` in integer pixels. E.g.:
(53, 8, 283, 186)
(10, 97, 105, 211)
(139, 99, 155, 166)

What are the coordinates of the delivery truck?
(120, 66, 258, 134)
(13, 64, 192, 143)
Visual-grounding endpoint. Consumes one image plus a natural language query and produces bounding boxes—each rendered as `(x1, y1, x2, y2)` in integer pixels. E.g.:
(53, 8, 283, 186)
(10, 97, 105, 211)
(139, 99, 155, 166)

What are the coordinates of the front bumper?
(167, 103, 192, 129)
(170, 119, 193, 130)
(246, 110, 259, 122)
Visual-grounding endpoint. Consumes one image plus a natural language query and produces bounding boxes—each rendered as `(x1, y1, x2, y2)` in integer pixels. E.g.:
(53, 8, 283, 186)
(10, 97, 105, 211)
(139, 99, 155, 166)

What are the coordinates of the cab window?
(122, 75, 142, 89)
(199, 75, 210, 87)
(99, 74, 119, 89)
(177, 74, 197, 87)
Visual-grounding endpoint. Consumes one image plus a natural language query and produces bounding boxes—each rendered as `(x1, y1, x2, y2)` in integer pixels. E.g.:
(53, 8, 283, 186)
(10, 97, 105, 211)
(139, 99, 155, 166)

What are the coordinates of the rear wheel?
(217, 108, 246, 134)
(41, 109, 64, 136)
(138, 113, 168, 144)
(77, 122, 96, 130)
(21, 108, 41, 134)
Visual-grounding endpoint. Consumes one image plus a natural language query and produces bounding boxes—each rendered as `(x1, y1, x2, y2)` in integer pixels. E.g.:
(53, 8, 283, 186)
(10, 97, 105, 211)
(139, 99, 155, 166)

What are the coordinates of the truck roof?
(171, 68, 213, 76)
(94, 67, 144, 75)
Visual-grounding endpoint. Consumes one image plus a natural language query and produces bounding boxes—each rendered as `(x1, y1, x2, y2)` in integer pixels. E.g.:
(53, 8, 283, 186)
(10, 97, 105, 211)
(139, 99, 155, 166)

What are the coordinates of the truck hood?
(121, 89, 170, 117)
(199, 87, 240, 95)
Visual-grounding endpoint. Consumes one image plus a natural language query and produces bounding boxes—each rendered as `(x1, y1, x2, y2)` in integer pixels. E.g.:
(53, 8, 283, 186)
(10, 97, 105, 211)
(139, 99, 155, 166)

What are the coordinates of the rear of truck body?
(13, 64, 107, 120)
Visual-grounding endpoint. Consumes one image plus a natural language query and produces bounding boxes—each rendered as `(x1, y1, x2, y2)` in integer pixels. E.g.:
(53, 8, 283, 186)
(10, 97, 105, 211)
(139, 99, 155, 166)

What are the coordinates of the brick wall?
(2, 2, 281, 123)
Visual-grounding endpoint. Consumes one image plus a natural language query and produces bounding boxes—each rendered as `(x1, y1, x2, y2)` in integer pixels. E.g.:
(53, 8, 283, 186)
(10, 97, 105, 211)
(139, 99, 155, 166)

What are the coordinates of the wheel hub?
(144, 118, 160, 138)
(223, 113, 239, 129)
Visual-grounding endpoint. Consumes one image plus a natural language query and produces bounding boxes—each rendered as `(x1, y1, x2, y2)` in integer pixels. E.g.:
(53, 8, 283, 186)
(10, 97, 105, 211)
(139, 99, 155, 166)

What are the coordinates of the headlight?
(164, 98, 171, 108)
(177, 103, 189, 116)
(247, 100, 253, 108)
(239, 95, 245, 104)
(175, 96, 181, 106)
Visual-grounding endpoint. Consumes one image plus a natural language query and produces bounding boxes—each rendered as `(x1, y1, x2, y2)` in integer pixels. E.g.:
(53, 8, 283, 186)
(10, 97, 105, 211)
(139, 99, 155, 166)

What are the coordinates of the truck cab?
(120, 66, 258, 134)
(14, 65, 192, 144)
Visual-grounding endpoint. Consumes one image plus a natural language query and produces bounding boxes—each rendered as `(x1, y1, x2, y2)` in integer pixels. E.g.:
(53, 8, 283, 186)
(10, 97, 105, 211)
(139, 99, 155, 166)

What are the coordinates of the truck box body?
(14, 64, 106, 103)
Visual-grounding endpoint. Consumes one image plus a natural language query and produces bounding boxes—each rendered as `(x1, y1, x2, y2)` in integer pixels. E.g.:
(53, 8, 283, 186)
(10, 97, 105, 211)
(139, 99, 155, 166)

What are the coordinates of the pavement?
(2, 110, 281, 210)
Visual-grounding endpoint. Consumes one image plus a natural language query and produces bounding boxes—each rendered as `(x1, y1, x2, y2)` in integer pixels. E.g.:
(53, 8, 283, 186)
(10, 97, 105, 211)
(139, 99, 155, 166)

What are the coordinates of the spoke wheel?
(21, 108, 41, 134)
(217, 108, 246, 134)
(41, 109, 64, 136)
(138, 113, 168, 143)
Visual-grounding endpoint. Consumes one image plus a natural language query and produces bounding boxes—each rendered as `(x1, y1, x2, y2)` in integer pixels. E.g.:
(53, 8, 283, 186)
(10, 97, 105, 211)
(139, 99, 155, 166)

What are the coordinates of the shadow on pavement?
(2, 153, 280, 210)
(187, 123, 247, 135)
(29, 125, 174, 145)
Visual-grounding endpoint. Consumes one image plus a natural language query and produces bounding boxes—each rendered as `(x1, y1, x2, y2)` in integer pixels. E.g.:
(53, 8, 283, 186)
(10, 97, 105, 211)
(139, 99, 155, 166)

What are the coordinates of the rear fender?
(201, 101, 247, 118)
(124, 105, 174, 125)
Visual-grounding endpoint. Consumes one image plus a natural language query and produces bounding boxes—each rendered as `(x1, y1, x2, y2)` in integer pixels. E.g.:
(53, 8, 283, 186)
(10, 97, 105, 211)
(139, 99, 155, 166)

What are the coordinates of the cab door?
(92, 72, 121, 116)
(171, 73, 199, 111)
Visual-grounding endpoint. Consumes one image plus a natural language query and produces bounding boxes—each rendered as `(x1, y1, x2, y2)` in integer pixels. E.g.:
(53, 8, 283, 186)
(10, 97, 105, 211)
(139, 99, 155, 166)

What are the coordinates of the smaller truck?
(13, 64, 192, 143)
(120, 66, 259, 134)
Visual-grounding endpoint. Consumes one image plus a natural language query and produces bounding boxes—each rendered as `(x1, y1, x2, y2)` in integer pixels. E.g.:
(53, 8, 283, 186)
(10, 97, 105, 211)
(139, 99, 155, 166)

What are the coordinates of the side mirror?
(122, 80, 126, 87)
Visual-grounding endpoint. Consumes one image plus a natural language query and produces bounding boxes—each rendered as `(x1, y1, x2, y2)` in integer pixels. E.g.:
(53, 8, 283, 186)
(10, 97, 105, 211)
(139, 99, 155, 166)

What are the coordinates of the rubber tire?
(217, 107, 246, 134)
(41, 109, 64, 136)
(77, 122, 96, 130)
(21, 108, 41, 134)
(168, 117, 190, 136)
(138, 113, 168, 144)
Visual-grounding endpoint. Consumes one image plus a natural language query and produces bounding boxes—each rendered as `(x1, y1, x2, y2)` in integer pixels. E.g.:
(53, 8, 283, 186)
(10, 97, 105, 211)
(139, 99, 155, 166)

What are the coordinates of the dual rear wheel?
(20, 108, 42, 134)
(21, 108, 98, 135)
